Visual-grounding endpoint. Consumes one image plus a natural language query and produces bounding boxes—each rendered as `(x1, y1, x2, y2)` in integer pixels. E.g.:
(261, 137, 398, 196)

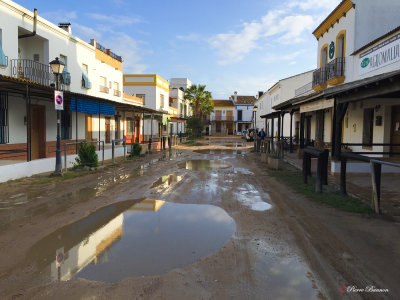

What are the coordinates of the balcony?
(10, 59, 70, 89)
(326, 57, 345, 85)
(113, 89, 121, 97)
(99, 85, 109, 93)
(312, 67, 327, 92)
(211, 115, 235, 121)
(0, 56, 8, 68)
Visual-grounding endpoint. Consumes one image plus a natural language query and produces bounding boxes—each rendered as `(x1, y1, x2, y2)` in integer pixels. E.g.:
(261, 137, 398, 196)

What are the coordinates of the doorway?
(226, 123, 234, 135)
(391, 106, 400, 157)
(105, 117, 111, 143)
(31, 105, 46, 159)
(216, 123, 221, 133)
(85, 114, 92, 141)
(115, 116, 120, 140)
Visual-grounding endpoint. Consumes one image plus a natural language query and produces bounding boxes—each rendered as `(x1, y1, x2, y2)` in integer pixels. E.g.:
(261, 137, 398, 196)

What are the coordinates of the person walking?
(259, 128, 265, 140)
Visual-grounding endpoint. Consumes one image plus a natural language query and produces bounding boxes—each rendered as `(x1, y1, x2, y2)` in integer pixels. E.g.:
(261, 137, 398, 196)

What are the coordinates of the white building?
(254, 91, 270, 133)
(123, 74, 169, 141)
(168, 88, 189, 135)
(0, 1, 154, 174)
(209, 100, 236, 135)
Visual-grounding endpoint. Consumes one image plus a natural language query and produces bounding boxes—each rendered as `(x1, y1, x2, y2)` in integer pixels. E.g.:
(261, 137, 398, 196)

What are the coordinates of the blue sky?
(15, 0, 341, 99)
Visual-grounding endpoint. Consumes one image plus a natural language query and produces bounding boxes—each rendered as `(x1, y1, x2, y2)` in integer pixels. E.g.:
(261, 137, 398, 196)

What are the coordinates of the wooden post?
(316, 153, 323, 193)
(340, 158, 347, 194)
(302, 151, 308, 184)
(300, 113, 305, 149)
(333, 102, 348, 160)
(271, 118, 275, 150)
(370, 161, 382, 214)
(277, 114, 281, 141)
(289, 111, 294, 153)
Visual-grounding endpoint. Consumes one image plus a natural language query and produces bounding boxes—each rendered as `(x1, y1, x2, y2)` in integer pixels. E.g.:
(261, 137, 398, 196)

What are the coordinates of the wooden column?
(289, 111, 294, 153)
(333, 102, 348, 160)
(277, 115, 281, 141)
(300, 113, 305, 149)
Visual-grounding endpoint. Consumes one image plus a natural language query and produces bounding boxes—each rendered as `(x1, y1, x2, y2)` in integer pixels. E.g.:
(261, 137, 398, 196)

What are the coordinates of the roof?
(234, 96, 257, 105)
(312, 0, 353, 39)
(212, 100, 235, 107)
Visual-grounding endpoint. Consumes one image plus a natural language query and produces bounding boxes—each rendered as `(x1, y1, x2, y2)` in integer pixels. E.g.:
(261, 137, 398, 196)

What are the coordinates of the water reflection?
(27, 199, 235, 282)
(151, 174, 183, 189)
(178, 160, 232, 171)
(193, 149, 246, 155)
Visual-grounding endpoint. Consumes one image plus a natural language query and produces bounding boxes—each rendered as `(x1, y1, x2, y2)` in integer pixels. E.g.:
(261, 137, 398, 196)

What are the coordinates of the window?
(0, 29, 7, 67)
(113, 82, 120, 97)
(362, 108, 374, 146)
(0, 92, 8, 144)
(99, 76, 108, 93)
(136, 94, 145, 105)
(61, 110, 71, 140)
(160, 94, 164, 109)
(59, 55, 70, 85)
(82, 64, 91, 89)
(237, 110, 243, 121)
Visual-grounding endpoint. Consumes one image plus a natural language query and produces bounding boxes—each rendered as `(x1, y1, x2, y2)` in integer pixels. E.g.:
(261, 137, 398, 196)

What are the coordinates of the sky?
(15, 0, 341, 99)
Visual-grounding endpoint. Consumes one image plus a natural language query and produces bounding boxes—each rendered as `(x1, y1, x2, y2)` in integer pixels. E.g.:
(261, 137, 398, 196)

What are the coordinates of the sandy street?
(0, 138, 399, 300)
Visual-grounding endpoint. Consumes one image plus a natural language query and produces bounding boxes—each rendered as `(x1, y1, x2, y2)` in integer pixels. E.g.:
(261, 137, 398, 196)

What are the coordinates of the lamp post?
(50, 57, 65, 175)
(253, 105, 258, 130)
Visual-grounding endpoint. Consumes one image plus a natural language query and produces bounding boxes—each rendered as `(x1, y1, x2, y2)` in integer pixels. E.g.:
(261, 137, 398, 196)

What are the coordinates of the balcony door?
(227, 111, 233, 121)
(337, 34, 345, 76)
(215, 110, 221, 121)
(31, 105, 46, 159)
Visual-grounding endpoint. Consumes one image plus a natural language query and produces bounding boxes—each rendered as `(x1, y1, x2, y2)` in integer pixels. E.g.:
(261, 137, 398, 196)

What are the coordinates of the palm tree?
(184, 84, 214, 119)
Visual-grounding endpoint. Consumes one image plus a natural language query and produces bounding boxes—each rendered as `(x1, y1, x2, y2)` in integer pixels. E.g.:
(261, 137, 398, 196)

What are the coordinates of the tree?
(184, 84, 214, 119)
(186, 116, 204, 137)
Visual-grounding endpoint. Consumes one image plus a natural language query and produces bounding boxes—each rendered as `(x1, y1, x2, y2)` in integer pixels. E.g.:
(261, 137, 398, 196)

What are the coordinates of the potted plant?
(268, 149, 283, 170)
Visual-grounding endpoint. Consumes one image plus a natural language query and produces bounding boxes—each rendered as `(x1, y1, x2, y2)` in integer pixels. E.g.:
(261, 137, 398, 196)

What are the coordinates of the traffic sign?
(54, 90, 64, 110)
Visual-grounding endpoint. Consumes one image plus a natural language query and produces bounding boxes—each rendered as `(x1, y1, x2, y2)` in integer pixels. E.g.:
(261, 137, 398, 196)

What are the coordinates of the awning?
(70, 97, 115, 115)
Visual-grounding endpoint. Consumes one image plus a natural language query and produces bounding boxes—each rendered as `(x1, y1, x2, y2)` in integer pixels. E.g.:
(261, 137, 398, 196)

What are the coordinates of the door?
(391, 106, 400, 157)
(105, 117, 111, 144)
(31, 105, 46, 159)
(226, 123, 234, 135)
(135, 118, 141, 142)
(85, 114, 92, 141)
(215, 110, 222, 121)
(216, 123, 221, 133)
(227, 111, 233, 121)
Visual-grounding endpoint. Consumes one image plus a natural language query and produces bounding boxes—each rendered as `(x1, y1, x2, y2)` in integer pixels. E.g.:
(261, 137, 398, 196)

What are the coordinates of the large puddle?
(178, 160, 232, 171)
(28, 199, 235, 282)
(194, 149, 246, 155)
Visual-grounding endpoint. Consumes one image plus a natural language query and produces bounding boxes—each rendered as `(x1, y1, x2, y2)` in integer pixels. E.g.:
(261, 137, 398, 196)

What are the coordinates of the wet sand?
(0, 139, 399, 299)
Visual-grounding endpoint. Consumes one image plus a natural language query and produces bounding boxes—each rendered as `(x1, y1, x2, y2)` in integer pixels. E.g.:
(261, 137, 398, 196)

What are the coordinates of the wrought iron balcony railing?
(10, 59, 70, 88)
(327, 57, 345, 81)
(211, 115, 235, 121)
(312, 67, 327, 88)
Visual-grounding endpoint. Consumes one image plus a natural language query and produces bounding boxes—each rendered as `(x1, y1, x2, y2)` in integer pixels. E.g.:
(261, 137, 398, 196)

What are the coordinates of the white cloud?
(209, 0, 341, 65)
(73, 23, 102, 42)
(86, 13, 142, 26)
(176, 33, 202, 42)
(40, 10, 77, 23)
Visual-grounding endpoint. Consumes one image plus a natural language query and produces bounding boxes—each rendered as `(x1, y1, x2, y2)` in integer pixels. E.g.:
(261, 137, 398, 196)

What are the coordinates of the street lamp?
(50, 57, 65, 175)
(253, 105, 258, 129)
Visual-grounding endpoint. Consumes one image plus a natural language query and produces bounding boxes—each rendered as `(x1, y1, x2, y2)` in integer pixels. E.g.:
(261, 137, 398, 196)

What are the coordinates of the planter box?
(268, 156, 282, 170)
(261, 153, 268, 163)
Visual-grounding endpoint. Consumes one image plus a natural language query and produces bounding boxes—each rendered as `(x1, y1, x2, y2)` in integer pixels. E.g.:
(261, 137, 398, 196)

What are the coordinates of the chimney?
(258, 91, 263, 98)
(58, 22, 72, 34)
(234, 91, 238, 103)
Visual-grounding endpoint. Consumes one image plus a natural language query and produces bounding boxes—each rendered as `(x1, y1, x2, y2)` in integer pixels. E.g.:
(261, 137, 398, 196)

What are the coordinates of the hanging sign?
(54, 90, 64, 110)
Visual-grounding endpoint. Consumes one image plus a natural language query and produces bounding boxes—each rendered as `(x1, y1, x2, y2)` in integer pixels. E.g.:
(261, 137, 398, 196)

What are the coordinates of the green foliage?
(184, 84, 214, 118)
(75, 142, 98, 168)
(129, 142, 142, 157)
(186, 116, 203, 137)
(185, 128, 193, 137)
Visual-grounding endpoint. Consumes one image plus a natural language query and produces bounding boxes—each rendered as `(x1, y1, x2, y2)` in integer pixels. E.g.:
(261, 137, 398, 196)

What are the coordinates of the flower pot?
(267, 156, 282, 170)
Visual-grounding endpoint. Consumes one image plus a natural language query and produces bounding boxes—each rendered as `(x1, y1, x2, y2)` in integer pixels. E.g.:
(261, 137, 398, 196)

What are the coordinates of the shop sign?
(359, 33, 400, 75)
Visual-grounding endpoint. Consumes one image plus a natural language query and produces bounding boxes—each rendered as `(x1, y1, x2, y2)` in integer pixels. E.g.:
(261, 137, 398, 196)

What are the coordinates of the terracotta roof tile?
(235, 96, 257, 104)
(212, 100, 235, 107)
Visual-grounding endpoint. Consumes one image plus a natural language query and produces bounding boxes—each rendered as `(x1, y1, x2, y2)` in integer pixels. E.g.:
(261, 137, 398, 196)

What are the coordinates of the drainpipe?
(19, 9, 37, 39)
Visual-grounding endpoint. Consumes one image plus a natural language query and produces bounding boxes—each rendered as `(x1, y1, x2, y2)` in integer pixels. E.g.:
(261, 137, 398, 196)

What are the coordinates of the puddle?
(250, 202, 272, 211)
(178, 160, 232, 171)
(151, 174, 183, 188)
(194, 149, 246, 155)
(28, 199, 235, 282)
(234, 183, 272, 211)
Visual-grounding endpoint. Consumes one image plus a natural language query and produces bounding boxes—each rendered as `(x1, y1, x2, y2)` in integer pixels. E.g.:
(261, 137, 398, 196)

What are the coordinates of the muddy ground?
(0, 138, 399, 300)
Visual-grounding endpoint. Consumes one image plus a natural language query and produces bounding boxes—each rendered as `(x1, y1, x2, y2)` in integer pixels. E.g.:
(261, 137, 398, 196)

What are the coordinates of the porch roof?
(0, 74, 163, 115)
(260, 111, 281, 119)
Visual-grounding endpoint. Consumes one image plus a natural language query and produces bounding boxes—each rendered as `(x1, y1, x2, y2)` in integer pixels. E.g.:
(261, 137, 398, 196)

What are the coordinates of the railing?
(340, 152, 400, 214)
(10, 59, 70, 88)
(64, 141, 104, 172)
(340, 143, 400, 155)
(295, 82, 312, 96)
(113, 89, 121, 97)
(99, 85, 109, 93)
(11, 59, 52, 86)
(111, 138, 135, 164)
(110, 52, 122, 62)
(211, 116, 235, 121)
(312, 67, 327, 88)
(327, 57, 345, 81)
(0, 55, 8, 68)
(94, 41, 122, 62)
